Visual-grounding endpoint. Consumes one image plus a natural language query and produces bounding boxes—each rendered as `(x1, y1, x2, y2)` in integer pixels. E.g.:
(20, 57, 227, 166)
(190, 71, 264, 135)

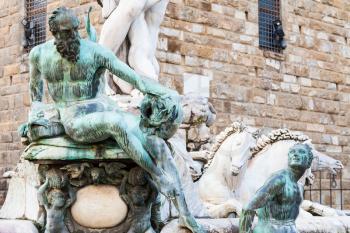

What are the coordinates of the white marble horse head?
(205, 122, 256, 176)
(229, 129, 256, 176)
(309, 145, 343, 174)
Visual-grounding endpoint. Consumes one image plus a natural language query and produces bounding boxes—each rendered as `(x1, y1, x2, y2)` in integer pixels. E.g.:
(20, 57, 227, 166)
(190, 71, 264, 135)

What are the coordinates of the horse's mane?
(250, 128, 309, 156)
(204, 122, 245, 169)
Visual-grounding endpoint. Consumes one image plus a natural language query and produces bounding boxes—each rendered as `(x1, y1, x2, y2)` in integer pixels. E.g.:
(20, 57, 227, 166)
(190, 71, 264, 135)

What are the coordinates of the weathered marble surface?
(161, 217, 350, 233)
(0, 220, 39, 233)
(98, 0, 169, 94)
(71, 185, 128, 228)
(0, 161, 40, 221)
(1, 214, 350, 233)
(161, 218, 239, 233)
(181, 94, 216, 152)
(296, 216, 350, 233)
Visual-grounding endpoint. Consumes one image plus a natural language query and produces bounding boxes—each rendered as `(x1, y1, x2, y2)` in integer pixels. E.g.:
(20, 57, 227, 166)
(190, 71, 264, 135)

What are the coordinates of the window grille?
(258, 0, 282, 53)
(24, 0, 47, 52)
(304, 170, 350, 210)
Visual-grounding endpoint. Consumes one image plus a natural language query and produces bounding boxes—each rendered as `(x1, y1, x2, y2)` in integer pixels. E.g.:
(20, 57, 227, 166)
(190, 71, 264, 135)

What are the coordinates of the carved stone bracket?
(61, 162, 128, 187)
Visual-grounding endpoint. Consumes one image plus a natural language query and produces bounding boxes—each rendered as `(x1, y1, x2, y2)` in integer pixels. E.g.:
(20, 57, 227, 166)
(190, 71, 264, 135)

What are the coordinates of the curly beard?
(54, 34, 80, 63)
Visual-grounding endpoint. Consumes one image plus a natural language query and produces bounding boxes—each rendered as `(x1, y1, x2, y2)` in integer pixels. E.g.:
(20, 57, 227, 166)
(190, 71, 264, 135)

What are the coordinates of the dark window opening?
(24, 0, 47, 52)
(258, 0, 282, 53)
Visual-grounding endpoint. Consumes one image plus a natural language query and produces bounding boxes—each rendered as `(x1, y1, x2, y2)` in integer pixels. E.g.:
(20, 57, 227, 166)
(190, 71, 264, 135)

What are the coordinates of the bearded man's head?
(49, 7, 80, 63)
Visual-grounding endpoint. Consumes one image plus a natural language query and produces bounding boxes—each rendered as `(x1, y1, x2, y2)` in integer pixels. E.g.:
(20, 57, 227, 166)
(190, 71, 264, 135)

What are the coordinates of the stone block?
(3, 63, 19, 76)
(306, 123, 325, 133)
(266, 58, 281, 70)
(234, 10, 246, 20)
(0, 133, 12, 143)
(276, 93, 303, 109)
(267, 93, 276, 105)
(183, 73, 212, 98)
(161, 27, 182, 39)
(250, 88, 266, 104)
(0, 220, 39, 233)
(313, 98, 340, 114)
(0, 99, 9, 111)
(211, 4, 223, 14)
(161, 218, 239, 233)
(0, 161, 40, 220)
(283, 74, 297, 83)
(244, 22, 258, 36)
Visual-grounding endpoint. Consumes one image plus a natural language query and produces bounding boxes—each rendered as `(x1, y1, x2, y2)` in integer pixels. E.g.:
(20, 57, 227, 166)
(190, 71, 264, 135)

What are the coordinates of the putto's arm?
(64, 185, 76, 209)
(29, 47, 44, 103)
(97, 44, 176, 97)
(37, 177, 49, 207)
(239, 173, 284, 233)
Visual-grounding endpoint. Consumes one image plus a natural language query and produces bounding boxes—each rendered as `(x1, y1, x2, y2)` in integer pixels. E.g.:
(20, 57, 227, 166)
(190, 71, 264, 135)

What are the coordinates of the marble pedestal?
(20, 136, 160, 233)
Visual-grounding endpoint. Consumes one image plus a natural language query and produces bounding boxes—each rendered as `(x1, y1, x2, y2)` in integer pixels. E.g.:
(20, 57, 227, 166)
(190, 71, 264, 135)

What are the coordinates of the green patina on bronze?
(239, 143, 314, 233)
(20, 6, 205, 233)
(23, 136, 128, 161)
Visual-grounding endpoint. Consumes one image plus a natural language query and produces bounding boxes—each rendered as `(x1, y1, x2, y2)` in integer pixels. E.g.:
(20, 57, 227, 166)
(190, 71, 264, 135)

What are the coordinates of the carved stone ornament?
(36, 163, 162, 233)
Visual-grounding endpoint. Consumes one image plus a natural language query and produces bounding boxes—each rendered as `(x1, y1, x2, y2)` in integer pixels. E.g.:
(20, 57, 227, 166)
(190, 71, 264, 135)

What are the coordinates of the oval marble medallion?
(71, 185, 128, 228)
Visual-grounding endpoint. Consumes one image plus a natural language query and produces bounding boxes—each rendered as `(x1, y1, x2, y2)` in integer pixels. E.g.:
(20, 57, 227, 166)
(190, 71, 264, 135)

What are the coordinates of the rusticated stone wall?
(0, 0, 27, 205)
(0, 0, 349, 208)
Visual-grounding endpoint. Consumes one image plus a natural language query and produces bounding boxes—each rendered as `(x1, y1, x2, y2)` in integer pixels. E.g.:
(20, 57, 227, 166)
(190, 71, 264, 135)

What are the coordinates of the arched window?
(24, 0, 47, 52)
(258, 0, 282, 53)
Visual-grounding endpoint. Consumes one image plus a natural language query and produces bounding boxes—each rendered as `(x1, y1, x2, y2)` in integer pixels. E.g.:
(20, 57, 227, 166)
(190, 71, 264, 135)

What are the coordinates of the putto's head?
(49, 7, 80, 62)
(288, 143, 313, 170)
(47, 189, 66, 208)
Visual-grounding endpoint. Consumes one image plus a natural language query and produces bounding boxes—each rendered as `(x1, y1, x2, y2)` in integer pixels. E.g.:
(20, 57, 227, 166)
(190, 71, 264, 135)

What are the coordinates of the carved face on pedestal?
(288, 143, 313, 170)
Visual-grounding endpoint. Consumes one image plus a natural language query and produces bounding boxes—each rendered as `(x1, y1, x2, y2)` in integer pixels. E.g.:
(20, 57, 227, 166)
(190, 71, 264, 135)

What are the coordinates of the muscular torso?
(36, 40, 104, 103)
(46, 209, 66, 231)
(258, 172, 302, 222)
